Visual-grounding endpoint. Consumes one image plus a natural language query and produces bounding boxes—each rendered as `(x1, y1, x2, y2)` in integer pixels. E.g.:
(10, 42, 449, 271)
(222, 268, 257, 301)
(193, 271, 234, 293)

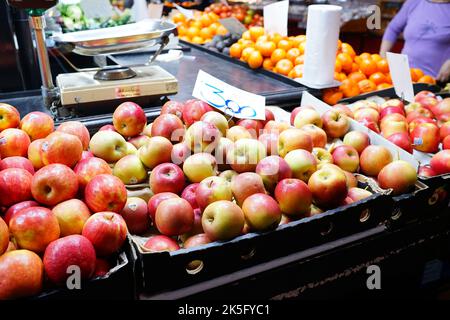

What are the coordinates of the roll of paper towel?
(302, 5, 342, 88)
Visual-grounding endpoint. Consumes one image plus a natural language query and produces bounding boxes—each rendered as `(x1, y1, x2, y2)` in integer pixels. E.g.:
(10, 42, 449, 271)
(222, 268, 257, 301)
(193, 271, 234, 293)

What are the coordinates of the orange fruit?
(341, 43, 356, 59)
(337, 72, 347, 82)
(270, 48, 286, 64)
(354, 56, 362, 65)
(277, 39, 292, 51)
(199, 14, 212, 27)
(410, 68, 425, 82)
(230, 43, 242, 58)
(187, 26, 200, 38)
(208, 12, 219, 22)
(351, 63, 359, 73)
(249, 26, 265, 42)
(385, 73, 392, 84)
(358, 79, 377, 93)
(190, 20, 203, 29)
(248, 51, 263, 69)
(295, 55, 305, 66)
(369, 72, 387, 85)
(172, 12, 186, 24)
(337, 53, 353, 73)
(348, 72, 366, 83)
(376, 59, 389, 73)
(298, 41, 306, 55)
(216, 25, 228, 35)
(288, 64, 303, 79)
(337, 40, 342, 51)
(371, 54, 382, 62)
(256, 41, 276, 57)
(257, 35, 269, 43)
(242, 30, 252, 40)
(241, 47, 256, 62)
(191, 36, 204, 44)
(291, 35, 304, 48)
(268, 33, 283, 45)
(359, 53, 372, 60)
(417, 75, 436, 85)
(286, 48, 301, 63)
(335, 59, 342, 73)
(377, 83, 392, 90)
(359, 59, 378, 76)
(275, 59, 294, 76)
(263, 58, 274, 71)
(209, 22, 219, 33)
(199, 27, 213, 39)
(178, 25, 187, 37)
(323, 89, 343, 105)
(339, 79, 360, 98)
(240, 39, 255, 49)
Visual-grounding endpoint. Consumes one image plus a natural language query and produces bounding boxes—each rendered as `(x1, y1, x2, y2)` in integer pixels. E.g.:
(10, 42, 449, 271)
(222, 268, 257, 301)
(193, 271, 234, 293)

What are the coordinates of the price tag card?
(80, 0, 114, 19)
(264, 0, 289, 36)
(219, 17, 246, 36)
(173, 3, 195, 20)
(220, 0, 229, 5)
(148, 3, 164, 19)
(192, 70, 266, 120)
(386, 52, 415, 103)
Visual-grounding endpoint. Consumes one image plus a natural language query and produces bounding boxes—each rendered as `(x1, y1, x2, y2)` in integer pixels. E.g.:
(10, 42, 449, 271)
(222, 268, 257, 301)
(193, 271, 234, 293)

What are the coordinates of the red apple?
(226, 125, 252, 141)
(0, 128, 30, 158)
(410, 123, 440, 153)
(358, 118, 380, 133)
(431, 98, 450, 118)
(387, 132, 413, 153)
(184, 121, 221, 153)
(342, 131, 370, 154)
(321, 109, 350, 138)
(81, 150, 94, 161)
(161, 100, 184, 119)
(82, 212, 128, 257)
(56, 121, 90, 150)
(418, 165, 436, 177)
(344, 170, 358, 189)
(113, 154, 148, 185)
(27, 139, 45, 170)
(380, 99, 404, 110)
(430, 150, 450, 175)
(230, 172, 266, 206)
(290, 106, 301, 125)
(415, 91, 435, 103)
(242, 193, 281, 231)
(380, 113, 407, 127)
(150, 163, 185, 194)
(275, 178, 312, 217)
(378, 160, 417, 195)
(300, 124, 327, 148)
(41, 132, 83, 168)
(151, 114, 185, 143)
(43, 235, 96, 284)
(420, 97, 439, 113)
(0, 156, 34, 174)
(155, 198, 194, 236)
(0, 103, 20, 131)
(379, 106, 405, 119)
(354, 108, 380, 124)
(52, 199, 91, 236)
(138, 136, 173, 169)
(202, 200, 245, 241)
(255, 155, 292, 192)
(120, 197, 150, 235)
(0, 250, 43, 299)
(0, 168, 33, 207)
(74, 157, 113, 190)
(31, 164, 78, 206)
(360, 145, 393, 176)
(143, 235, 180, 252)
(180, 208, 203, 241)
(333, 104, 354, 119)
(236, 119, 264, 138)
(201, 111, 229, 136)
(263, 109, 275, 125)
(0, 217, 8, 256)
(20, 111, 54, 141)
(440, 121, 450, 141)
(94, 258, 111, 277)
(408, 117, 436, 133)
(10, 207, 60, 253)
(182, 99, 213, 127)
(184, 233, 211, 249)
(406, 108, 433, 123)
(195, 176, 232, 210)
(181, 183, 199, 209)
(128, 135, 151, 149)
(332, 145, 359, 172)
(3, 200, 39, 226)
(278, 128, 313, 157)
(308, 166, 348, 209)
(263, 120, 290, 134)
(443, 135, 450, 150)
(258, 132, 279, 155)
(99, 124, 117, 132)
(171, 142, 191, 165)
(85, 174, 127, 213)
(147, 192, 179, 222)
(183, 153, 218, 183)
(347, 187, 372, 202)
(113, 102, 147, 137)
(227, 138, 266, 173)
(381, 119, 408, 139)
(284, 149, 317, 182)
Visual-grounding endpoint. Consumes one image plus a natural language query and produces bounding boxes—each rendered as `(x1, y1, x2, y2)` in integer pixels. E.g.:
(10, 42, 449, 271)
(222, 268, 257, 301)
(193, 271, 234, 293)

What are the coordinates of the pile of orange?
(172, 11, 229, 44)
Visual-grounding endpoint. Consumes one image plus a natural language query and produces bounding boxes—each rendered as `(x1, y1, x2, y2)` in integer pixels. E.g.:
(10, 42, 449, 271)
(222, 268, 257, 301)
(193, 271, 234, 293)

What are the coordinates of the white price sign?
(192, 70, 266, 120)
(174, 3, 195, 20)
(219, 17, 246, 36)
(264, 0, 289, 36)
(387, 52, 415, 103)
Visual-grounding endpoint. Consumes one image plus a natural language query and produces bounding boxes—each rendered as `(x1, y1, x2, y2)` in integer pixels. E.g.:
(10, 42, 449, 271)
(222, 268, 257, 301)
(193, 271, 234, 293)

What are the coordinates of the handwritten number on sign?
(200, 83, 257, 118)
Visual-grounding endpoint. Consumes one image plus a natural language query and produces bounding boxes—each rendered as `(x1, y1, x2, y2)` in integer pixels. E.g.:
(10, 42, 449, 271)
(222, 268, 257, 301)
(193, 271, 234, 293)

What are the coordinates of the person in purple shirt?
(380, 0, 450, 82)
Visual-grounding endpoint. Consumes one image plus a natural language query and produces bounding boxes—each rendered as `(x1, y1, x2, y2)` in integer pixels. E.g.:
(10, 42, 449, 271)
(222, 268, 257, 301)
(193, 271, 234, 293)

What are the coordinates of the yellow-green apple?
(43, 235, 96, 285)
(215, 137, 233, 170)
(410, 123, 440, 153)
(236, 119, 264, 138)
(350, 100, 379, 113)
(32, 164, 78, 206)
(255, 155, 292, 192)
(387, 132, 413, 153)
(378, 160, 417, 195)
(0, 128, 30, 158)
(125, 142, 137, 155)
(0, 168, 33, 207)
(142, 123, 152, 137)
(148, 193, 179, 225)
(263, 120, 290, 134)
(85, 174, 127, 213)
(275, 178, 312, 216)
(201, 111, 229, 136)
(380, 113, 407, 128)
(430, 150, 450, 175)
(143, 235, 180, 252)
(278, 128, 313, 157)
(226, 125, 252, 142)
(343, 131, 370, 154)
(112, 102, 147, 137)
(0, 103, 20, 131)
(360, 145, 393, 176)
(405, 102, 423, 114)
(138, 136, 173, 169)
(184, 233, 211, 249)
(431, 98, 450, 118)
(294, 108, 322, 129)
(184, 121, 221, 153)
(379, 106, 405, 119)
(444, 136, 450, 149)
(308, 166, 348, 209)
(0, 156, 34, 174)
(347, 187, 372, 202)
(99, 124, 117, 132)
(89, 131, 128, 163)
(332, 145, 359, 172)
(113, 155, 147, 185)
(82, 212, 127, 257)
(440, 121, 450, 141)
(406, 108, 433, 123)
(20, 111, 54, 141)
(151, 114, 185, 143)
(120, 197, 150, 235)
(312, 147, 332, 168)
(418, 165, 436, 177)
(202, 200, 245, 241)
(344, 171, 358, 189)
(183, 153, 218, 183)
(333, 104, 354, 119)
(381, 119, 408, 139)
(161, 100, 184, 119)
(358, 118, 380, 133)
(56, 121, 90, 150)
(181, 183, 199, 209)
(290, 106, 302, 125)
(171, 142, 191, 165)
(41, 132, 82, 168)
(0, 250, 43, 299)
(226, 138, 266, 173)
(258, 132, 279, 155)
(196, 176, 232, 210)
(408, 116, 435, 133)
(300, 124, 327, 148)
(9, 207, 60, 253)
(322, 109, 350, 138)
(219, 170, 238, 183)
(242, 193, 281, 231)
(0, 217, 8, 255)
(128, 135, 152, 149)
(284, 149, 317, 182)
(182, 99, 213, 127)
(155, 198, 194, 236)
(151, 162, 186, 194)
(231, 172, 266, 206)
(354, 107, 379, 124)
(380, 99, 404, 110)
(52, 199, 90, 237)
(3, 200, 39, 225)
(279, 214, 295, 226)
(74, 157, 112, 190)
(264, 109, 275, 125)
(27, 139, 45, 170)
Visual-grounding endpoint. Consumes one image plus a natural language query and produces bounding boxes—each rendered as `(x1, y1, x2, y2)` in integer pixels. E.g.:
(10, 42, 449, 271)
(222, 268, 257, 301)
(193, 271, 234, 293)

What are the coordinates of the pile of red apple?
(332, 92, 450, 176)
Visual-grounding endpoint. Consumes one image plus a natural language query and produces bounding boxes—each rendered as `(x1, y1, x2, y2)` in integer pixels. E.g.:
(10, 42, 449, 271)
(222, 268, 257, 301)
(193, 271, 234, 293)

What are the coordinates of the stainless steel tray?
(52, 19, 176, 56)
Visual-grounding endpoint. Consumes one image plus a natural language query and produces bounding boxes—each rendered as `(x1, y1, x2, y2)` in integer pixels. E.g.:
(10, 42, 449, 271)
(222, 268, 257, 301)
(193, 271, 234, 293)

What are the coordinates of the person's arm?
(379, 40, 394, 58)
(437, 59, 450, 83)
